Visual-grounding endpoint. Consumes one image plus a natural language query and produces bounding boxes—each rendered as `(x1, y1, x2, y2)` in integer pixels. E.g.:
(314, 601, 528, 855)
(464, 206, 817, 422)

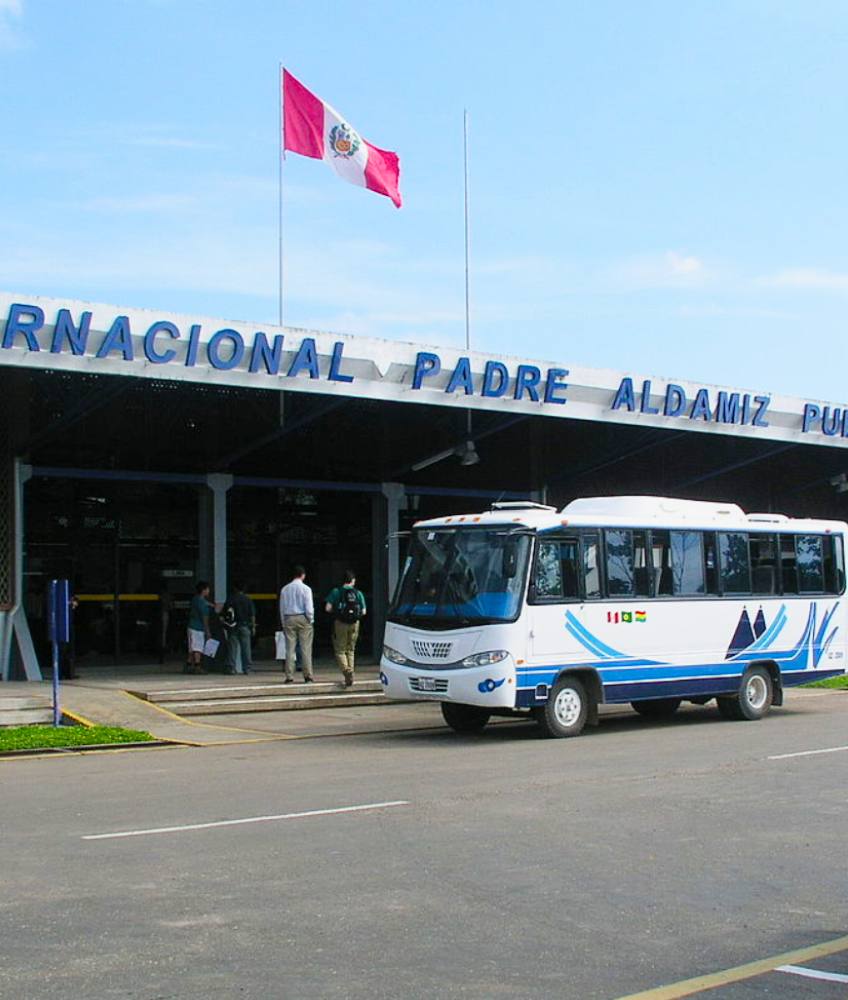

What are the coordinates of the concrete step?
(0, 708, 54, 727)
(139, 680, 383, 704)
(0, 696, 53, 711)
(169, 691, 393, 716)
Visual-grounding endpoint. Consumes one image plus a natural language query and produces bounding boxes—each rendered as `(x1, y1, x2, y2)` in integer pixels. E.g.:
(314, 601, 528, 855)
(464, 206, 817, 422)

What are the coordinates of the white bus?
(380, 496, 847, 738)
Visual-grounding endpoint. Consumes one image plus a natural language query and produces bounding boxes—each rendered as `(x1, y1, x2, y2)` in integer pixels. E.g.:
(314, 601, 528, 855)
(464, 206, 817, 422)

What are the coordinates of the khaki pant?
(332, 620, 360, 679)
(283, 614, 314, 680)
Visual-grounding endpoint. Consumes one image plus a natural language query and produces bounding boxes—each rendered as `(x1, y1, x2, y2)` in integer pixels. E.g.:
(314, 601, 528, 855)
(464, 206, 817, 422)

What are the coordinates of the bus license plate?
(419, 678, 437, 691)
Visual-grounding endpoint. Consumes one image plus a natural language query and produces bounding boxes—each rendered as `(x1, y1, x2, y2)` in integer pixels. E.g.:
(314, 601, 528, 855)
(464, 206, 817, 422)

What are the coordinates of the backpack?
(336, 588, 361, 623)
(220, 603, 236, 631)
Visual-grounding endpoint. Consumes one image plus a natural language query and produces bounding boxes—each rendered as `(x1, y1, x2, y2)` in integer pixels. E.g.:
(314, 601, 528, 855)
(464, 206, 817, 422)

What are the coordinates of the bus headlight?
(382, 645, 409, 665)
(461, 650, 509, 667)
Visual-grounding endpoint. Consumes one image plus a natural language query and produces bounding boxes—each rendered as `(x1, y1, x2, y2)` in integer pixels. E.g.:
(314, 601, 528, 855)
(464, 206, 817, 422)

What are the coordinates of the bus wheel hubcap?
(746, 675, 767, 709)
(554, 688, 581, 727)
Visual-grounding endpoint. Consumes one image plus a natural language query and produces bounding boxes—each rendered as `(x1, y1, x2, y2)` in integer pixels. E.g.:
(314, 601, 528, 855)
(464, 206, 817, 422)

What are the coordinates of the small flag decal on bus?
(607, 611, 647, 624)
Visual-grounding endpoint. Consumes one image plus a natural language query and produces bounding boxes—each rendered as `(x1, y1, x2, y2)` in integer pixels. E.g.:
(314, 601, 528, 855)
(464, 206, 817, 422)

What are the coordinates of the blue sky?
(1, 0, 847, 400)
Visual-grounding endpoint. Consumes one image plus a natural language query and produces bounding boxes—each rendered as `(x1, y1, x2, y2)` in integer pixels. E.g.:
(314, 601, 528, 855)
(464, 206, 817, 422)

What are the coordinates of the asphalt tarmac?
(1, 690, 846, 999)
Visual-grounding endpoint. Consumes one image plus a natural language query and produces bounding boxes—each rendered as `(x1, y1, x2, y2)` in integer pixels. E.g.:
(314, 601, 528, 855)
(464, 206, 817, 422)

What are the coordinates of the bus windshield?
(390, 527, 531, 627)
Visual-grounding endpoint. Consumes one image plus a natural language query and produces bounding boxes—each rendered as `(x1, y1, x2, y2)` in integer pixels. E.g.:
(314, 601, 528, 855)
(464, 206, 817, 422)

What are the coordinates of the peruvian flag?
(282, 69, 402, 209)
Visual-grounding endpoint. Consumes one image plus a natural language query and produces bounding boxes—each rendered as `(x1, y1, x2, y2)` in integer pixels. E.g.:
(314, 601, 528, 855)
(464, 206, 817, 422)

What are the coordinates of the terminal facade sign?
(0, 292, 845, 448)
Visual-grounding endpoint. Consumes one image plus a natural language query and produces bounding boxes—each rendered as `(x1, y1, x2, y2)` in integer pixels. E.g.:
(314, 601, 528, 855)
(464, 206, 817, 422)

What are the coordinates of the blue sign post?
(47, 579, 70, 727)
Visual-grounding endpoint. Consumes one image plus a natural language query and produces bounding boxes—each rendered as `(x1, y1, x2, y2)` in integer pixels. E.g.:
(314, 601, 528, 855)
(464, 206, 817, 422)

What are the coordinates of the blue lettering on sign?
(802, 403, 821, 433)
(481, 360, 508, 398)
(412, 351, 441, 389)
(544, 368, 569, 405)
(287, 337, 319, 379)
(664, 384, 686, 417)
(689, 388, 711, 421)
(715, 391, 740, 424)
(96, 315, 133, 361)
(752, 395, 770, 428)
(3, 303, 44, 351)
(640, 380, 660, 414)
(611, 377, 636, 412)
(51, 308, 91, 355)
(328, 341, 354, 383)
(249, 332, 284, 375)
(446, 357, 474, 395)
(185, 324, 201, 367)
(207, 329, 245, 371)
(143, 320, 180, 365)
(822, 406, 842, 437)
(514, 364, 541, 401)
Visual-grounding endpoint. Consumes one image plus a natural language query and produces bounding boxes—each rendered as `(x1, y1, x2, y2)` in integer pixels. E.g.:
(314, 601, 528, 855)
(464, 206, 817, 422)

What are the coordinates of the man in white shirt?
(279, 565, 315, 683)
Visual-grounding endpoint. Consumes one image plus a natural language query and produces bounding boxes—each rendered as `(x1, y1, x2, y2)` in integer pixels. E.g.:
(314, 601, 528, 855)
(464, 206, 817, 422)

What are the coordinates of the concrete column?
(382, 482, 407, 598)
(1, 460, 40, 681)
(369, 483, 406, 661)
(206, 474, 233, 604)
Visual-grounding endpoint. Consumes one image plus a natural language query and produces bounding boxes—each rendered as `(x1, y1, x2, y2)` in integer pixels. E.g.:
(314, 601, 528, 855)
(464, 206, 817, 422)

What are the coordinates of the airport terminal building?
(1, 290, 847, 680)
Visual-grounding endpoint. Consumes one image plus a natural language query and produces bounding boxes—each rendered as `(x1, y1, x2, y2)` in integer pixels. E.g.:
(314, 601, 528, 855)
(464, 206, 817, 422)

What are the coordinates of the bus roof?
(413, 496, 848, 534)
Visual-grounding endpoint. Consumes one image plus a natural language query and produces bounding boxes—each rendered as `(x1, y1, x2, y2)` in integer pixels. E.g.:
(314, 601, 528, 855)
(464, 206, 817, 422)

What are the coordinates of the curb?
(0, 739, 183, 759)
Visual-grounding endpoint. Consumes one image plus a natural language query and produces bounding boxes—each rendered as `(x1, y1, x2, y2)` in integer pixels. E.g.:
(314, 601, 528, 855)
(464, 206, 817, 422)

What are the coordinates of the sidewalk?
(14, 659, 450, 746)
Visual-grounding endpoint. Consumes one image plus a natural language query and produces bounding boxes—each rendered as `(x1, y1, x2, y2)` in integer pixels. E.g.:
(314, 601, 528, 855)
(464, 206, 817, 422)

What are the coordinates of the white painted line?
(768, 744, 848, 760)
(82, 800, 410, 841)
(777, 964, 848, 984)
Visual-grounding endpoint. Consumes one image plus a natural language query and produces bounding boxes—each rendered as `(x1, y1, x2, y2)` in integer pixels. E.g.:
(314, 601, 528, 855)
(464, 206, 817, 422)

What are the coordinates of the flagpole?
(463, 108, 471, 354)
(284, 63, 286, 326)
(463, 109, 472, 442)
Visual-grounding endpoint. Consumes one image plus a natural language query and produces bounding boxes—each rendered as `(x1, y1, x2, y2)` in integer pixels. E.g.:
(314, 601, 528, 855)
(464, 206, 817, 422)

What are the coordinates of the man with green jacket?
(324, 570, 366, 687)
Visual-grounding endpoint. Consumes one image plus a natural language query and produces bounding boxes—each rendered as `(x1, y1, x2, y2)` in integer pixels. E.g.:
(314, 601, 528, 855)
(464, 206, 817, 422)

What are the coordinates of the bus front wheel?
(717, 666, 774, 721)
(631, 698, 682, 719)
(535, 676, 588, 739)
(441, 702, 491, 734)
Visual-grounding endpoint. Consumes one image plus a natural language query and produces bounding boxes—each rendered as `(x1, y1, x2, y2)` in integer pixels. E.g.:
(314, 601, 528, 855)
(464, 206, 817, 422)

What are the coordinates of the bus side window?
(534, 540, 563, 600)
(533, 536, 580, 602)
(718, 531, 752, 595)
(797, 534, 825, 594)
(651, 530, 673, 596)
(703, 531, 718, 595)
(604, 528, 634, 597)
(779, 534, 799, 594)
(750, 533, 778, 595)
(633, 530, 650, 597)
(671, 530, 705, 595)
(582, 533, 602, 600)
(824, 535, 846, 594)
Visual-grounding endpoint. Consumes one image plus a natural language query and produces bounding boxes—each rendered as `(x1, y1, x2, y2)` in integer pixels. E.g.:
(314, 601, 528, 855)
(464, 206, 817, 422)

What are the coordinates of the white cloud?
(608, 250, 710, 290)
(761, 267, 848, 291)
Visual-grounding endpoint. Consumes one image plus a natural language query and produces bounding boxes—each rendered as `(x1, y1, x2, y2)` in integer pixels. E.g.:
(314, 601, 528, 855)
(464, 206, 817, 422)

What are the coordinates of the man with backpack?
(324, 570, 367, 687)
(221, 580, 256, 676)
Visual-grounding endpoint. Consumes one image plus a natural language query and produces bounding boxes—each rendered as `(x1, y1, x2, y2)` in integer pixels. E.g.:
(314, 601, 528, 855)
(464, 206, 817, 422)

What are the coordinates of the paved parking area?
(1, 690, 846, 999)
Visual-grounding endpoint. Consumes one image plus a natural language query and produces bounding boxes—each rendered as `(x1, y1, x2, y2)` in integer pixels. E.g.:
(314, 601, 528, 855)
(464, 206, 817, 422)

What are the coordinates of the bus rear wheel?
(535, 675, 588, 739)
(631, 698, 682, 719)
(717, 666, 774, 721)
(441, 702, 491, 734)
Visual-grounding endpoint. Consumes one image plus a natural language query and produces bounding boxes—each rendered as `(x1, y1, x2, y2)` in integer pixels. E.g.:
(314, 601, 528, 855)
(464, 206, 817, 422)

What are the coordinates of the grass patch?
(0, 724, 155, 752)
(802, 674, 848, 690)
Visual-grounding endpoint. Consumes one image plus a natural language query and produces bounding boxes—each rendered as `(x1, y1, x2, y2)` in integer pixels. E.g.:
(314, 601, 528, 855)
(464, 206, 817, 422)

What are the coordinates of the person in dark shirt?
(186, 580, 213, 675)
(222, 580, 256, 676)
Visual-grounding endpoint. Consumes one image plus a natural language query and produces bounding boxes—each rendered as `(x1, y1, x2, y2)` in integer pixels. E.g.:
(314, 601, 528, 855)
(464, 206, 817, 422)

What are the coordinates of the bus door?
(528, 533, 586, 660)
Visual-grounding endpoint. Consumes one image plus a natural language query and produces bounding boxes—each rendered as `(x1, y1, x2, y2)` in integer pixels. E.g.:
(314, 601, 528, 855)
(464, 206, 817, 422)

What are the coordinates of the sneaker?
(304, 677, 314, 684)
(345, 676, 354, 688)
(284, 677, 294, 684)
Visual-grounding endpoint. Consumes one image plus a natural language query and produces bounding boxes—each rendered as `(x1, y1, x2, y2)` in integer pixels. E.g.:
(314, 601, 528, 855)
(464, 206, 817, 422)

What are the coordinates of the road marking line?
(768, 744, 848, 760)
(777, 964, 848, 983)
(82, 800, 410, 841)
(613, 934, 848, 999)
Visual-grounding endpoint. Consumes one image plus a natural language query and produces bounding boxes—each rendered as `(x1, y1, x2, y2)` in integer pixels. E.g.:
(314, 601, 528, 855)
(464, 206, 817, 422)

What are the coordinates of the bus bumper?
(380, 658, 517, 709)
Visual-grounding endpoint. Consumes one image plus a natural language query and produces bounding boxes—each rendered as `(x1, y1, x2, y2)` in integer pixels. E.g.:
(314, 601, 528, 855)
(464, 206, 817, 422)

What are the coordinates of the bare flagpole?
(463, 109, 473, 443)
(284, 63, 286, 326)
(463, 108, 471, 354)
